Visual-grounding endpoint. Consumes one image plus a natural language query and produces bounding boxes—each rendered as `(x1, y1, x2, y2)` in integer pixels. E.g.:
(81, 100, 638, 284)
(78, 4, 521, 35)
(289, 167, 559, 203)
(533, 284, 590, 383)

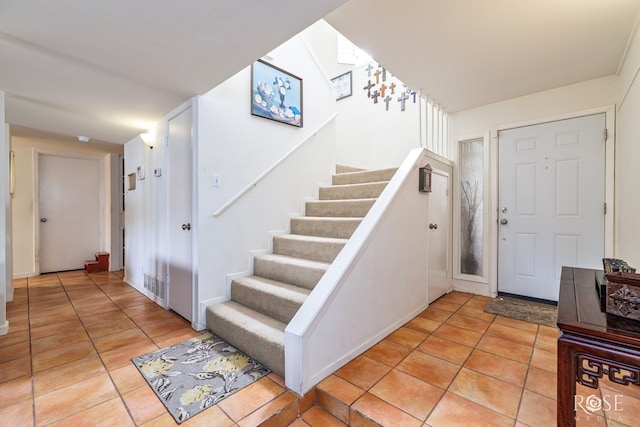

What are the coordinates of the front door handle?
(500, 218, 508, 225)
(181, 223, 191, 230)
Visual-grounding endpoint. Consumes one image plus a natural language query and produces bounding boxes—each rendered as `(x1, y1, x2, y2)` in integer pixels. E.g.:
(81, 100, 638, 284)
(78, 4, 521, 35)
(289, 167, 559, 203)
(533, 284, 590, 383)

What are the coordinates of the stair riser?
(273, 237, 345, 263)
(319, 182, 387, 200)
(205, 166, 392, 382)
(231, 280, 303, 324)
(254, 258, 326, 290)
(206, 308, 284, 376)
(305, 200, 375, 217)
(290, 218, 361, 239)
(335, 164, 365, 174)
(332, 168, 397, 185)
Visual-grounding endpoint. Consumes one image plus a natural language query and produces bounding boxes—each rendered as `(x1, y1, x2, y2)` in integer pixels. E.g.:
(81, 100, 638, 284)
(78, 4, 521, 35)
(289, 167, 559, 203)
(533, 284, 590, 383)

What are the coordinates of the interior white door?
(428, 170, 450, 303)
(168, 107, 194, 321)
(498, 114, 605, 301)
(39, 154, 101, 273)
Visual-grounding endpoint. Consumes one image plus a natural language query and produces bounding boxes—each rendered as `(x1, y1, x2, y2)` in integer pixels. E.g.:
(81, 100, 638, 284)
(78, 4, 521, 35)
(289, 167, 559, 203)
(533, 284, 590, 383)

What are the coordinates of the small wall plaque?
(331, 71, 352, 101)
(419, 164, 433, 192)
(128, 173, 136, 190)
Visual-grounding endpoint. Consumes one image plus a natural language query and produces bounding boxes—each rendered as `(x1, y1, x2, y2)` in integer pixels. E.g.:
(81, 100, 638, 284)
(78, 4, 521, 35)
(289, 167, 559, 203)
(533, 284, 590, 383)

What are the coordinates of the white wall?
(124, 32, 340, 329)
(616, 23, 640, 268)
(1, 91, 8, 335)
(303, 20, 422, 169)
(452, 76, 616, 137)
(123, 104, 174, 307)
(450, 76, 617, 296)
(194, 34, 338, 329)
(11, 136, 123, 278)
(123, 136, 148, 293)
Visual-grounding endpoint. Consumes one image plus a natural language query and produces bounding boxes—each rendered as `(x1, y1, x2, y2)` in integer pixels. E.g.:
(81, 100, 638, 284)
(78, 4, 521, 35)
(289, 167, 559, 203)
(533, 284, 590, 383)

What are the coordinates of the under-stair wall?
(285, 147, 433, 395)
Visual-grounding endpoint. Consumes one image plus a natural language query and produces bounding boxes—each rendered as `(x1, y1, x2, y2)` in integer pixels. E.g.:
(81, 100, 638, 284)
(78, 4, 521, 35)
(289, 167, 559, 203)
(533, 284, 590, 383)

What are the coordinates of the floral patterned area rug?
(131, 332, 270, 424)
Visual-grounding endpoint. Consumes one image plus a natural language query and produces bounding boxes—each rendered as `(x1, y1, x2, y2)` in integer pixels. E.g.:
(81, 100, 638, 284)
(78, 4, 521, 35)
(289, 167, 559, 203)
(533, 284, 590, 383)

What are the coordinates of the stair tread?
(307, 198, 377, 204)
(335, 164, 366, 173)
(294, 216, 363, 221)
(275, 234, 348, 244)
(335, 167, 397, 175)
(321, 180, 390, 188)
(208, 301, 286, 340)
(255, 253, 331, 269)
(234, 275, 311, 302)
(332, 168, 398, 185)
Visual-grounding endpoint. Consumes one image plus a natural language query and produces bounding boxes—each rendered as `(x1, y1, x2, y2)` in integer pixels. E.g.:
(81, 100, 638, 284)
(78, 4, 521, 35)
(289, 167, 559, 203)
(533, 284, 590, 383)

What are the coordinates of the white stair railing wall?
(421, 95, 450, 160)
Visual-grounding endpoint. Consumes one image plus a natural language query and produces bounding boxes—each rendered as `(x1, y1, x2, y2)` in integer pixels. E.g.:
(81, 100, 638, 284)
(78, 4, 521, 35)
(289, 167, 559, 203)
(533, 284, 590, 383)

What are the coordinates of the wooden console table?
(557, 266, 640, 426)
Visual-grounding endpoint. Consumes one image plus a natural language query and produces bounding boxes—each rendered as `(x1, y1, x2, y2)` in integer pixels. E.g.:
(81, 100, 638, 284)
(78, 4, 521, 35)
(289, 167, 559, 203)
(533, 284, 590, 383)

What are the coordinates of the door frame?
(489, 105, 615, 297)
(165, 103, 198, 327)
(34, 150, 110, 275)
(427, 164, 453, 302)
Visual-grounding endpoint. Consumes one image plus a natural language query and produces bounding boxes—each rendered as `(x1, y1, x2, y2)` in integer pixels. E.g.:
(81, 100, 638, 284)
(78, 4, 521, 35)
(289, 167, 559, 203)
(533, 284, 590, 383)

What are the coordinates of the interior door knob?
(429, 223, 438, 229)
(500, 218, 508, 225)
(40, 218, 47, 223)
(181, 223, 191, 230)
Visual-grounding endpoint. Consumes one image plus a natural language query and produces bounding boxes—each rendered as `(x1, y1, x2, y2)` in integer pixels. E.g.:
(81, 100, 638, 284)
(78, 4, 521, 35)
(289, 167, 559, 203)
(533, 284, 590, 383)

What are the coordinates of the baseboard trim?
(0, 320, 9, 336)
(12, 272, 37, 279)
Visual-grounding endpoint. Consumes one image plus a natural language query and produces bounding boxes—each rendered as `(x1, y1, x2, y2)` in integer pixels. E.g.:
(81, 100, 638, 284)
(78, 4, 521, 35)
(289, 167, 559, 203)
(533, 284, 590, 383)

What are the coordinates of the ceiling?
(327, 0, 640, 112)
(2, 0, 640, 145)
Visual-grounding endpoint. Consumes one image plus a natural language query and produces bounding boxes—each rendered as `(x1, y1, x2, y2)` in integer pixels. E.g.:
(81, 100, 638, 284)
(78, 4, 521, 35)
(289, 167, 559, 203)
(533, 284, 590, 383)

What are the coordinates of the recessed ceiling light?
(77, 136, 90, 143)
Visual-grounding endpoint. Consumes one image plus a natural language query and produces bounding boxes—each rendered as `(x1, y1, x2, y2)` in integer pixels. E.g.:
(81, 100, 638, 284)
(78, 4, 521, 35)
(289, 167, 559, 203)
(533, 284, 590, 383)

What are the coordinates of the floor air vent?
(144, 274, 166, 299)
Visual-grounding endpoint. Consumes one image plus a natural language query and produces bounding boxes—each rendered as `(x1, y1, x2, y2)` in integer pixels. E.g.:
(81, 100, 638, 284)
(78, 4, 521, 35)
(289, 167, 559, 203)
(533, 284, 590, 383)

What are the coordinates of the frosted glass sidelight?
(460, 139, 483, 276)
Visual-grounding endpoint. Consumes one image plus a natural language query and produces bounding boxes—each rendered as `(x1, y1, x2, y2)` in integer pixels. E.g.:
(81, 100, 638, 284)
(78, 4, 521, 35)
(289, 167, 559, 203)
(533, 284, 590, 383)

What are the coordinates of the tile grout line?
(82, 271, 146, 426)
(422, 296, 499, 424)
(416, 297, 471, 425)
(331, 295, 475, 425)
(46, 271, 139, 426)
(325, 294, 534, 426)
(511, 322, 539, 427)
(69, 271, 284, 426)
(29, 272, 79, 426)
(30, 271, 158, 426)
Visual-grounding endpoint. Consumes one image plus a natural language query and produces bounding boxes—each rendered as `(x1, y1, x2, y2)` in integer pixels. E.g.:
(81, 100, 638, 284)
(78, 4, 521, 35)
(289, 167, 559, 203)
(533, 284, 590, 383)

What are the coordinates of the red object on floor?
(84, 252, 109, 273)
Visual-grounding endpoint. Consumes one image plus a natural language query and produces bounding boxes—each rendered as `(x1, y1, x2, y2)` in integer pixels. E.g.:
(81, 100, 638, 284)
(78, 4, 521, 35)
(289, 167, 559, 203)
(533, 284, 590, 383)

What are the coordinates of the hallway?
(1, 270, 639, 425)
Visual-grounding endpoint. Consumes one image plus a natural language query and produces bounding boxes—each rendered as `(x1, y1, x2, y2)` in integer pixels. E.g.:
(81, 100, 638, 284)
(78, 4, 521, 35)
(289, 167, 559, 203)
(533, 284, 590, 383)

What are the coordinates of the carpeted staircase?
(206, 165, 397, 376)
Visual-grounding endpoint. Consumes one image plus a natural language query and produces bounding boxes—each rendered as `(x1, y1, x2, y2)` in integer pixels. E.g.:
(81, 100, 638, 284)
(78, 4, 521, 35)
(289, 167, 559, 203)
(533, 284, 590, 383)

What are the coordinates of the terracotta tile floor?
(309, 293, 640, 427)
(0, 270, 305, 426)
(2, 271, 639, 426)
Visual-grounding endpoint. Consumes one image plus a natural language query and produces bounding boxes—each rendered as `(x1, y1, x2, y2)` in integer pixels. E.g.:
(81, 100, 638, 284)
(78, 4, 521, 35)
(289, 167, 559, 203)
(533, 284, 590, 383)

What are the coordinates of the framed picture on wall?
(251, 59, 303, 127)
(331, 71, 352, 100)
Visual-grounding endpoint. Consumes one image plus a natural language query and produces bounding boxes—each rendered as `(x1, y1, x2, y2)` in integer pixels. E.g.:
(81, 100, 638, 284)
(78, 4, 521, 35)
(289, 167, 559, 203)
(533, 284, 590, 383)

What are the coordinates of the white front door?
(168, 107, 194, 321)
(428, 170, 450, 303)
(39, 154, 101, 273)
(498, 114, 606, 301)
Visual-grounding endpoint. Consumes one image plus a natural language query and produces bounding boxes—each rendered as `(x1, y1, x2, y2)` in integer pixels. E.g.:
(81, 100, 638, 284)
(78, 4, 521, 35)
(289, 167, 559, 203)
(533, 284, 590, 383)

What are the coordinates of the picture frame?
(331, 71, 352, 100)
(251, 59, 303, 127)
(128, 173, 136, 190)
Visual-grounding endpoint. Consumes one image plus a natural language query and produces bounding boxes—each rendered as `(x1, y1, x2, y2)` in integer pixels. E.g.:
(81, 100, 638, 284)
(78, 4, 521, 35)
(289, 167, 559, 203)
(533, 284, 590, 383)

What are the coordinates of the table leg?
(558, 336, 577, 427)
